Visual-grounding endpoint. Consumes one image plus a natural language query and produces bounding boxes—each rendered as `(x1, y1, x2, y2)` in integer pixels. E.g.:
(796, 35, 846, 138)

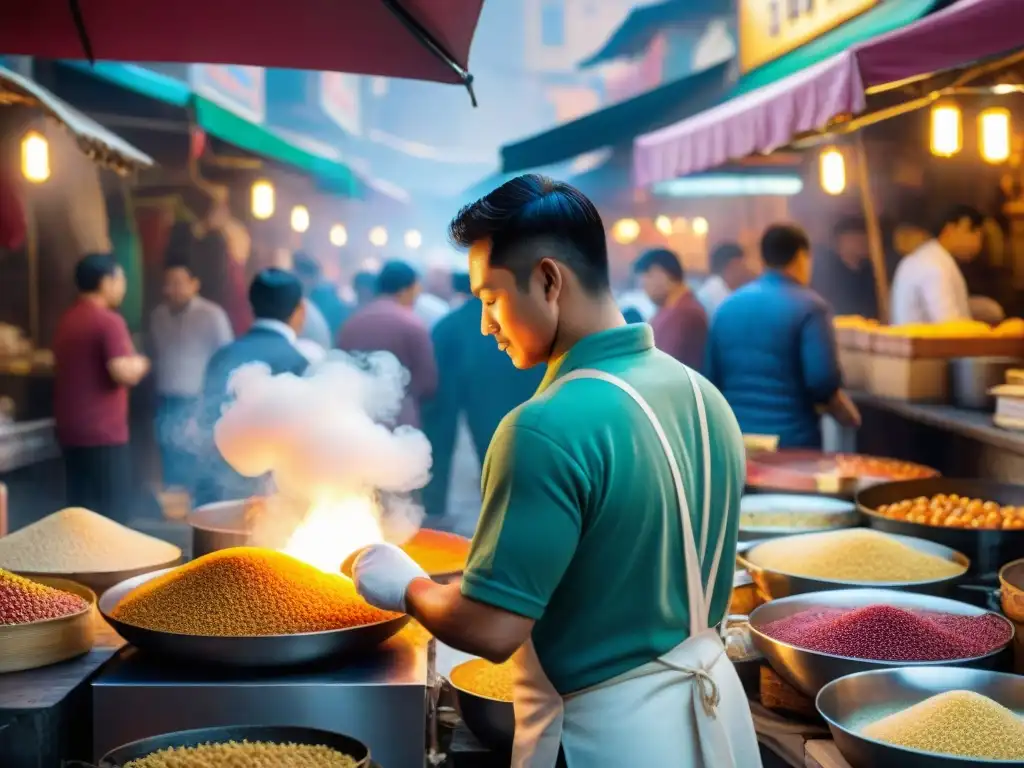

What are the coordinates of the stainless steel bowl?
(749, 589, 1013, 697)
(817, 666, 1024, 767)
(100, 569, 409, 667)
(737, 530, 970, 599)
(99, 725, 370, 767)
(446, 662, 514, 751)
(739, 493, 861, 541)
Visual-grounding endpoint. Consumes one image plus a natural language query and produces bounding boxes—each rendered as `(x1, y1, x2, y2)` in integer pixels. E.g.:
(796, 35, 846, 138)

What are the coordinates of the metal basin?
(817, 667, 1024, 767)
(99, 725, 370, 767)
(99, 569, 409, 667)
(749, 589, 1013, 698)
(738, 530, 970, 600)
(857, 478, 1024, 583)
(446, 660, 514, 752)
(739, 493, 861, 541)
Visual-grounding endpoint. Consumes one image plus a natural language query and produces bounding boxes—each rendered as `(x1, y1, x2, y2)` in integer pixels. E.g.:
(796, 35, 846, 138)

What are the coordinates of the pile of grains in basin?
(0, 568, 88, 625)
(761, 604, 1011, 661)
(0, 507, 180, 573)
(861, 690, 1024, 760)
(451, 658, 515, 702)
(748, 529, 965, 582)
(111, 547, 398, 636)
(124, 740, 358, 768)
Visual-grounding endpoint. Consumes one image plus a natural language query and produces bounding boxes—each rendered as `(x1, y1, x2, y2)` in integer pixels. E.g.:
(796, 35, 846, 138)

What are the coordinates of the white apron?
(510, 368, 762, 768)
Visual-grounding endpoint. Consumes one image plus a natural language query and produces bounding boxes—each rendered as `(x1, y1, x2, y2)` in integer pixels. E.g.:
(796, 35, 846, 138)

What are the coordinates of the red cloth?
(0, 169, 26, 251)
(649, 291, 709, 371)
(338, 299, 437, 428)
(53, 300, 136, 446)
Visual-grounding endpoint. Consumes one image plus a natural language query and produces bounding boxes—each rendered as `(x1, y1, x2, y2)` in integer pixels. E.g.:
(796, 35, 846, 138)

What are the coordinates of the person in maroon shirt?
(634, 248, 709, 371)
(338, 260, 438, 428)
(53, 254, 150, 523)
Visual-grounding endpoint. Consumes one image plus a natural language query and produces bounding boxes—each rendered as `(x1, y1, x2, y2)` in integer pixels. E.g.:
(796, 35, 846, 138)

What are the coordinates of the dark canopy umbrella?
(1, 0, 484, 103)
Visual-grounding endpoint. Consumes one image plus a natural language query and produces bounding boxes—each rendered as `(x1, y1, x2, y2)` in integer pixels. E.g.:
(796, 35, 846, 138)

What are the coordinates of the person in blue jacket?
(421, 272, 544, 523)
(706, 224, 861, 449)
(194, 268, 311, 505)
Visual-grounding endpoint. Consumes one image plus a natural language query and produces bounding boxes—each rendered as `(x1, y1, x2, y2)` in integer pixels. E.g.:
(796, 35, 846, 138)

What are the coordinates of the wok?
(99, 725, 370, 767)
(817, 667, 1024, 767)
(857, 478, 1024, 582)
(748, 589, 1012, 698)
(99, 569, 409, 667)
(737, 530, 969, 600)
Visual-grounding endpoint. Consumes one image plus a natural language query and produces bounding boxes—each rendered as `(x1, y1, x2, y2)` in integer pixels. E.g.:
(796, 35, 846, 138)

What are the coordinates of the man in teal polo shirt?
(353, 176, 760, 768)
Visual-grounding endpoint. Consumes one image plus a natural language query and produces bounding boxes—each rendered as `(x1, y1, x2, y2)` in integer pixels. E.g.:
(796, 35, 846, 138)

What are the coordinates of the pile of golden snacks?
(124, 740, 358, 767)
(876, 494, 1024, 530)
(834, 316, 1024, 338)
(450, 658, 515, 702)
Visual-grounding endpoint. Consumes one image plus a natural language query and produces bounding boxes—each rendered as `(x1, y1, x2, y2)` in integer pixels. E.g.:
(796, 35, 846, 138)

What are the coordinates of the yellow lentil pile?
(123, 740, 357, 767)
(747, 529, 966, 582)
(111, 547, 398, 636)
(862, 690, 1024, 760)
(0, 507, 180, 573)
(450, 658, 515, 702)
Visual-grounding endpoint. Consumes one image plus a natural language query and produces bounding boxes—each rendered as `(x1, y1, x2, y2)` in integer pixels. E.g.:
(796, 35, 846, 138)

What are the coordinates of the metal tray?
(749, 589, 1013, 697)
(817, 667, 1024, 767)
(739, 494, 861, 541)
(737, 530, 970, 600)
(98, 725, 370, 767)
(857, 478, 1024, 582)
(99, 569, 409, 667)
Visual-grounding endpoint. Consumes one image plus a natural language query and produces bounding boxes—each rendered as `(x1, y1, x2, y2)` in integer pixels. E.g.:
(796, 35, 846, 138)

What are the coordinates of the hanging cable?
(68, 0, 96, 64)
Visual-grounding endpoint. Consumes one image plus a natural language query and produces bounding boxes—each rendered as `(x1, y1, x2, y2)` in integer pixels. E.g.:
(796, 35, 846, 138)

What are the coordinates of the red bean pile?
(760, 605, 1011, 661)
(0, 568, 88, 625)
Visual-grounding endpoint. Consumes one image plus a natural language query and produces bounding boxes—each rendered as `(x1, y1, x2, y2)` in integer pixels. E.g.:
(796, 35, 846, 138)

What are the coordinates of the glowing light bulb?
(251, 180, 275, 220)
(692, 217, 709, 236)
(369, 226, 388, 247)
(404, 229, 422, 249)
(329, 224, 348, 247)
(979, 107, 1011, 164)
(654, 215, 673, 236)
(611, 218, 640, 245)
(290, 205, 310, 233)
(930, 103, 962, 158)
(819, 147, 846, 195)
(21, 131, 50, 183)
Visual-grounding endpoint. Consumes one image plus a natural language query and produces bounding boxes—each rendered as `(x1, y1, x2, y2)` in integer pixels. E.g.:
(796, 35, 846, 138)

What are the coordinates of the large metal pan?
(746, 450, 938, 499)
(737, 530, 969, 600)
(738, 493, 861, 541)
(857, 478, 1024, 582)
(99, 569, 409, 667)
(748, 588, 1012, 698)
(99, 725, 370, 767)
(817, 666, 1024, 767)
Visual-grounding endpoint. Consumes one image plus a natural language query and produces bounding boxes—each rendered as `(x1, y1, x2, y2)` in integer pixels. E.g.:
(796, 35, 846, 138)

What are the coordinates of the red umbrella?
(1, 0, 484, 103)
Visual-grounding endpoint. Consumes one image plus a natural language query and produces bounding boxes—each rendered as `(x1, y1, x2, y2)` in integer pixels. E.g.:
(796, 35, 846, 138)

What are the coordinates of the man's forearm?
(404, 579, 529, 663)
(824, 389, 862, 428)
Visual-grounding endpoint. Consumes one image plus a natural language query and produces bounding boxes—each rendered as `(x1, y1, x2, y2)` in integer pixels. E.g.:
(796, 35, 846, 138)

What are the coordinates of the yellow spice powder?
(862, 690, 1024, 760)
(748, 529, 965, 582)
(124, 740, 358, 767)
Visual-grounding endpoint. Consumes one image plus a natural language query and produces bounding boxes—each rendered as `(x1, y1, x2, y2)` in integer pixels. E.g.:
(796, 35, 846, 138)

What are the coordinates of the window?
(541, 0, 565, 47)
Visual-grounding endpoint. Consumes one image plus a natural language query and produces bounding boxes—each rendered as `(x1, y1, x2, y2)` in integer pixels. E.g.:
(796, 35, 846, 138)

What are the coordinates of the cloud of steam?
(213, 350, 432, 543)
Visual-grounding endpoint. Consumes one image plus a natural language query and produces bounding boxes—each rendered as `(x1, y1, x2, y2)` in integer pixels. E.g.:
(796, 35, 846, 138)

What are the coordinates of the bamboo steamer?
(0, 576, 96, 673)
(998, 558, 1024, 674)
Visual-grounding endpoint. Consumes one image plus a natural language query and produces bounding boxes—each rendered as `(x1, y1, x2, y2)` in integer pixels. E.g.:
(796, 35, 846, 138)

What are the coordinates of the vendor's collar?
(538, 324, 654, 394)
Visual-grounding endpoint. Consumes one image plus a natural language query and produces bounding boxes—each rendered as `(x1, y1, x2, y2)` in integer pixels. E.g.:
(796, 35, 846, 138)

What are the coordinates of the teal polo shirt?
(461, 324, 745, 695)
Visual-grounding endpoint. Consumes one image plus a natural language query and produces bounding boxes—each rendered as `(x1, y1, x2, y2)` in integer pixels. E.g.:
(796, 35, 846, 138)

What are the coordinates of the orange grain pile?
(111, 547, 398, 636)
(451, 658, 515, 702)
(124, 740, 357, 767)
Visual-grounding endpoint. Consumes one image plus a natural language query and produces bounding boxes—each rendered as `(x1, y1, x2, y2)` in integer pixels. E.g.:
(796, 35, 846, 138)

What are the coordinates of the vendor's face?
(102, 267, 127, 308)
(164, 266, 199, 309)
(638, 265, 674, 307)
(469, 239, 559, 369)
(836, 230, 868, 268)
(945, 217, 984, 262)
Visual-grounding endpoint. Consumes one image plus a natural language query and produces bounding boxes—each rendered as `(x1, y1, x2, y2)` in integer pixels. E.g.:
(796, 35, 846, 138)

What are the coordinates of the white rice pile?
(0, 507, 181, 573)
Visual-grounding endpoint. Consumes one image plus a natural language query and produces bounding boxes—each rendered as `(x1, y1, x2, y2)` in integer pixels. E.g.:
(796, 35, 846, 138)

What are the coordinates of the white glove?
(352, 543, 428, 613)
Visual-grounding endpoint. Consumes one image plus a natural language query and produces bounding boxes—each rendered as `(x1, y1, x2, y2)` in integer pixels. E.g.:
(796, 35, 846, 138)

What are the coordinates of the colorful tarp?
(634, 0, 1021, 186)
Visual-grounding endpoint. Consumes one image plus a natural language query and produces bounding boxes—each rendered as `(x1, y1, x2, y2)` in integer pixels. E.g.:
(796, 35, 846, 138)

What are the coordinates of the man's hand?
(351, 543, 428, 613)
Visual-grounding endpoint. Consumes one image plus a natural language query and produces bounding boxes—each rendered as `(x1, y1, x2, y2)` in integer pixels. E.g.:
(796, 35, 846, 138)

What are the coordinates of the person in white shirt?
(890, 205, 984, 325)
(150, 260, 233, 491)
(697, 241, 753, 320)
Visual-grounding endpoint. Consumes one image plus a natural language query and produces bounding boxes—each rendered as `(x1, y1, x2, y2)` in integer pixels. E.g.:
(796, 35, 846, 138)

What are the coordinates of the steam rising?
(214, 350, 432, 552)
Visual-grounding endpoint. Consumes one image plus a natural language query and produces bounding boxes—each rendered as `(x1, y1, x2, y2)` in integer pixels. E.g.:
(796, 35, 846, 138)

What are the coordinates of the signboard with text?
(739, 0, 878, 73)
(320, 72, 362, 137)
(190, 65, 265, 123)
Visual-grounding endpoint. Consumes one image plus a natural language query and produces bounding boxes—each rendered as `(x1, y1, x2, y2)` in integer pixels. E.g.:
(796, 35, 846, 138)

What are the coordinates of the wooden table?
(805, 739, 854, 768)
(0, 613, 124, 767)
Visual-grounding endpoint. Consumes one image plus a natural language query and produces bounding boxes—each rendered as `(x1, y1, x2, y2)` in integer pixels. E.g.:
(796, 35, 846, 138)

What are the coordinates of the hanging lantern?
(819, 147, 846, 195)
(21, 130, 50, 183)
(369, 226, 388, 247)
(290, 205, 310, 233)
(251, 180, 275, 220)
(329, 224, 348, 247)
(611, 218, 640, 245)
(692, 216, 709, 236)
(404, 229, 422, 249)
(930, 103, 962, 158)
(979, 107, 1011, 164)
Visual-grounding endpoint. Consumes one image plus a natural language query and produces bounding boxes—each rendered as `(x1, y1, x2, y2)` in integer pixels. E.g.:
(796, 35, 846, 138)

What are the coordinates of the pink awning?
(634, 0, 1024, 187)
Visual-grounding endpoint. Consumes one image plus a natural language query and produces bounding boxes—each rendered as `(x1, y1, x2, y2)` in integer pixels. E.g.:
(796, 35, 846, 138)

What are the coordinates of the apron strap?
(554, 368, 707, 636)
